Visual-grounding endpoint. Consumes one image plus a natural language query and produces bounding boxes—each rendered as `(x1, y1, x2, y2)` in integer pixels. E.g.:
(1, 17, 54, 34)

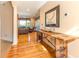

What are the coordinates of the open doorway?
(35, 17, 40, 31)
(17, 18, 36, 45)
(18, 19, 32, 34)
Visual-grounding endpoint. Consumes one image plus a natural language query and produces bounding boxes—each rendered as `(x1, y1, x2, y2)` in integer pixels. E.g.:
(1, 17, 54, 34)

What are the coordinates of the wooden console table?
(37, 29, 76, 58)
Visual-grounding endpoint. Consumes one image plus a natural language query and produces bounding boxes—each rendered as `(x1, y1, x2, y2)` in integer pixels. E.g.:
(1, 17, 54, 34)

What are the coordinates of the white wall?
(11, 1, 18, 45)
(0, 2, 13, 42)
(40, 1, 79, 57)
(0, 16, 1, 39)
(0, 1, 18, 45)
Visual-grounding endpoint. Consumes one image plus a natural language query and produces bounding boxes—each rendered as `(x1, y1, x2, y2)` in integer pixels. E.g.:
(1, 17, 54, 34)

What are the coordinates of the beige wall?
(0, 2, 13, 42)
(40, 1, 79, 33)
(40, 1, 79, 57)
(31, 17, 35, 27)
(35, 10, 40, 18)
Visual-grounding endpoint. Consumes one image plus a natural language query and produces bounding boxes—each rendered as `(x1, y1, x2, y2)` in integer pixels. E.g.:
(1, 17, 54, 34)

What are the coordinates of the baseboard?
(1, 39, 12, 43)
(68, 54, 74, 58)
(12, 41, 17, 45)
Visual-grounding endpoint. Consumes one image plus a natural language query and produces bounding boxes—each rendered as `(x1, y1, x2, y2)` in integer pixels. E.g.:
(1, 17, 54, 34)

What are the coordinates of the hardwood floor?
(0, 40, 12, 58)
(7, 32, 53, 58)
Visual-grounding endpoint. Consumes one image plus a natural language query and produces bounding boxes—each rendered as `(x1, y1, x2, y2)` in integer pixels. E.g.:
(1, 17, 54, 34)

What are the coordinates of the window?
(18, 20, 32, 28)
(18, 20, 27, 28)
(26, 20, 31, 28)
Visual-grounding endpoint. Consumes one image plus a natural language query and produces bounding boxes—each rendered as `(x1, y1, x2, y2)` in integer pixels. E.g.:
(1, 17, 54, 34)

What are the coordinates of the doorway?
(35, 17, 40, 31)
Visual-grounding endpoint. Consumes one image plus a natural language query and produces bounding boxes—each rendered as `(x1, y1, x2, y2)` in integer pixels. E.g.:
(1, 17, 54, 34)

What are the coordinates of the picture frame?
(45, 5, 60, 27)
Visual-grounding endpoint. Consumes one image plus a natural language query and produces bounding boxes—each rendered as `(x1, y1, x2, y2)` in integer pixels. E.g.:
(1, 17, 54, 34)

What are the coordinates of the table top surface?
(39, 29, 77, 43)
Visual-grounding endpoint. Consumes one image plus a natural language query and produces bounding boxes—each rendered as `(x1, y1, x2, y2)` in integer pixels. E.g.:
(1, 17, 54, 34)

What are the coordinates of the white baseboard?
(1, 39, 12, 43)
(12, 41, 17, 45)
(68, 54, 74, 58)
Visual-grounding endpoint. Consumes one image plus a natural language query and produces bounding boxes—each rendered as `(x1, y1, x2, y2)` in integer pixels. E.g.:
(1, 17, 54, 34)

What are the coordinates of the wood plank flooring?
(0, 40, 12, 58)
(7, 32, 53, 58)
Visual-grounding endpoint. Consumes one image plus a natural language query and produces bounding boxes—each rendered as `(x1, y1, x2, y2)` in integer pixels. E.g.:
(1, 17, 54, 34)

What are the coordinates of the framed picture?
(45, 5, 60, 27)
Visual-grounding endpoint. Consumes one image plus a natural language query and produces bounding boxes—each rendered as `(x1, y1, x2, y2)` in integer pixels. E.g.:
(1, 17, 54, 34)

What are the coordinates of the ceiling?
(14, 1, 47, 18)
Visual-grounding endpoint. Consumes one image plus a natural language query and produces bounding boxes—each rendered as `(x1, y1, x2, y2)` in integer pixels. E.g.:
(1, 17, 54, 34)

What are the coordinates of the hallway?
(7, 32, 53, 58)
